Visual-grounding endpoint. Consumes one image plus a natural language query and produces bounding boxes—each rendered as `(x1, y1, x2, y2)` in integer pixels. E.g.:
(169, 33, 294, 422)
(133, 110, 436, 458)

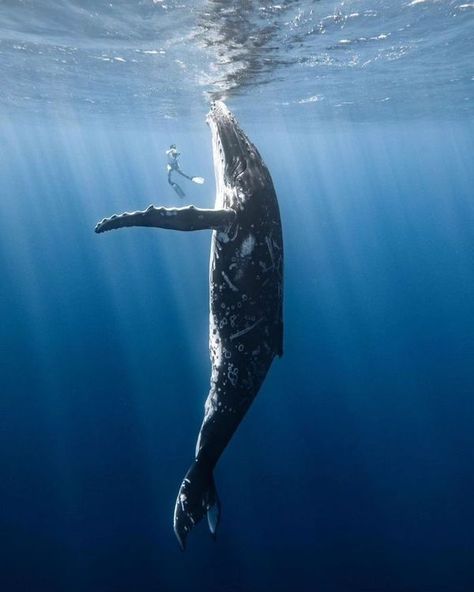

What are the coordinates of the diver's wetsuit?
(166, 147, 192, 198)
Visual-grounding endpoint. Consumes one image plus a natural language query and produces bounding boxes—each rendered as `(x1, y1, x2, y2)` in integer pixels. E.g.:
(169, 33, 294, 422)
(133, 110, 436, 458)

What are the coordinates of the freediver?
(166, 144, 204, 198)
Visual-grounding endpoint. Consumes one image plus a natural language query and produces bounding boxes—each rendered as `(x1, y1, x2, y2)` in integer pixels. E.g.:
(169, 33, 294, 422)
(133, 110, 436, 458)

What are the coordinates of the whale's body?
(95, 102, 283, 549)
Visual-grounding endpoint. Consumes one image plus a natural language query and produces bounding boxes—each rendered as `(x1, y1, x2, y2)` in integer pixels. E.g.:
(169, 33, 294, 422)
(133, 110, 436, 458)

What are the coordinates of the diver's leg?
(168, 166, 186, 197)
(175, 168, 194, 182)
(171, 182, 186, 198)
(95, 205, 236, 233)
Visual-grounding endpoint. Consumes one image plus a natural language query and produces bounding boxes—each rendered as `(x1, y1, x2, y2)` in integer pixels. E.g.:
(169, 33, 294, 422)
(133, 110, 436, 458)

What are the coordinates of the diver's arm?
(95, 205, 235, 233)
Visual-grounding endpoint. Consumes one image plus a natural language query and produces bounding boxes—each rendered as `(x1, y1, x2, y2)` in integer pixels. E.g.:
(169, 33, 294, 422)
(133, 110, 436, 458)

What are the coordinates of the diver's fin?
(173, 460, 221, 551)
(95, 205, 236, 234)
(171, 181, 186, 198)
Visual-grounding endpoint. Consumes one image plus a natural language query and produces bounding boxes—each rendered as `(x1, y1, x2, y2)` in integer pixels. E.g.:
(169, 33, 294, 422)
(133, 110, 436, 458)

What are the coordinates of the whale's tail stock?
(173, 459, 221, 550)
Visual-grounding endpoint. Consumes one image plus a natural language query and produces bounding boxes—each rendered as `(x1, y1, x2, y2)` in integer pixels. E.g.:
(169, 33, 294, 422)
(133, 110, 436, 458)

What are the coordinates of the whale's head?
(207, 101, 271, 211)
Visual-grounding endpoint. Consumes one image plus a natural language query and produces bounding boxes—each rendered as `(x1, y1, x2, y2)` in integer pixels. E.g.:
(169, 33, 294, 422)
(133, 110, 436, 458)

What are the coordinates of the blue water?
(1, 2, 474, 591)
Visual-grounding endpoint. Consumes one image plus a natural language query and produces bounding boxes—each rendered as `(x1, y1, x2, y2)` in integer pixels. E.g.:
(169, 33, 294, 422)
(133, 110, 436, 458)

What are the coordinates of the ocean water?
(1, 2, 474, 591)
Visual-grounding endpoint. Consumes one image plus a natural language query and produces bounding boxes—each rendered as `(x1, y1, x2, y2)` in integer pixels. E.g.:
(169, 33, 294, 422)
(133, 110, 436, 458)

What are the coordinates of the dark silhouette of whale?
(95, 101, 283, 549)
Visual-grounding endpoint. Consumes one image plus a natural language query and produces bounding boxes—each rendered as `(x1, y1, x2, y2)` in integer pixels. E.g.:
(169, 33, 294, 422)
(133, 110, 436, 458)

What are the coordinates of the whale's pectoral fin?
(173, 460, 221, 551)
(95, 205, 235, 234)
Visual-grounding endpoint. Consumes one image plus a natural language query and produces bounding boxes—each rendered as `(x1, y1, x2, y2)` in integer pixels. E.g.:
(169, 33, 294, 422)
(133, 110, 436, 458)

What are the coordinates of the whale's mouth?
(207, 101, 250, 208)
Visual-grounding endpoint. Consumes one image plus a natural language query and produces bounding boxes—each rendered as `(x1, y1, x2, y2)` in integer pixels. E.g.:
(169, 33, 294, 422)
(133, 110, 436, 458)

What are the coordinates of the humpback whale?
(95, 102, 283, 549)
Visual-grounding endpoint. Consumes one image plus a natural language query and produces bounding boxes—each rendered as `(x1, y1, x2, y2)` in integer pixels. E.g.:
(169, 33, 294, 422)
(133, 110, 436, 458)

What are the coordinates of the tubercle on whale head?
(206, 101, 269, 210)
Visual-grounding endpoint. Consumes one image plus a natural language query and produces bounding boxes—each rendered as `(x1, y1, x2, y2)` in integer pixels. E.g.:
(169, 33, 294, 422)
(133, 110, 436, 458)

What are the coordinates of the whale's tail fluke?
(173, 460, 221, 550)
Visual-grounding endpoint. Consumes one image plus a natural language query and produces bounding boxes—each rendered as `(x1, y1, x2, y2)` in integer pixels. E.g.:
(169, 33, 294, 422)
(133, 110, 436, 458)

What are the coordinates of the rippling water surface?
(1, 0, 473, 122)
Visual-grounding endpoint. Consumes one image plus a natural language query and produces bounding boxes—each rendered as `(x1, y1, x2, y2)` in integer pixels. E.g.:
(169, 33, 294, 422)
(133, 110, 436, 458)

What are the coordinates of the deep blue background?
(1, 117, 473, 591)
